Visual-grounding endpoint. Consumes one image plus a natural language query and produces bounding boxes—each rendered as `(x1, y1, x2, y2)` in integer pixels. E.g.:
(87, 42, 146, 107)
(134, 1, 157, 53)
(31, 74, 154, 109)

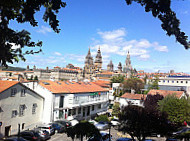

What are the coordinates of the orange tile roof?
(121, 93, 146, 100)
(148, 90, 184, 98)
(0, 80, 19, 93)
(92, 80, 110, 88)
(39, 80, 108, 94)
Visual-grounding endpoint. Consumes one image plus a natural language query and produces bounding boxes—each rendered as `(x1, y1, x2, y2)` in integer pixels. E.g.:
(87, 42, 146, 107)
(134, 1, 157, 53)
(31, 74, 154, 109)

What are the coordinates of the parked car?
(88, 119, 98, 125)
(37, 130, 51, 141)
(173, 127, 190, 136)
(116, 138, 135, 141)
(49, 123, 65, 133)
(95, 121, 109, 130)
(110, 118, 120, 126)
(37, 124, 55, 136)
(70, 119, 79, 126)
(54, 120, 71, 129)
(4, 136, 28, 141)
(19, 130, 42, 141)
(87, 131, 112, 141)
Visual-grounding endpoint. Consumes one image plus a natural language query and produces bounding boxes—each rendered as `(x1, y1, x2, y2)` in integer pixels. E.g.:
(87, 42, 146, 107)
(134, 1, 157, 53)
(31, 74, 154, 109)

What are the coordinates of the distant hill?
(2, 66, 26, 71)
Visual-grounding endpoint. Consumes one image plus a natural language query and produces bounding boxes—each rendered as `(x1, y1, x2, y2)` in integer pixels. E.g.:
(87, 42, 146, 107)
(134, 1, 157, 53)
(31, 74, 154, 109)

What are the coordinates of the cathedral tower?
(107, 60, 114, 72)
(94, 47, 102, 71)
(84, 48, 95, 74)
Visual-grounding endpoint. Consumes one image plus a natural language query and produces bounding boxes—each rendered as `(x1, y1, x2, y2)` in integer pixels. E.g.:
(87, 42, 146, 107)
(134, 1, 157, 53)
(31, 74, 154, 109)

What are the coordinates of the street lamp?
(108, 122, 112, 141)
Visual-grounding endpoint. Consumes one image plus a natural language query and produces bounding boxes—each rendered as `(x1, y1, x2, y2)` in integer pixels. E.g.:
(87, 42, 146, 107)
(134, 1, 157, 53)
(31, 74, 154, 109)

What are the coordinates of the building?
(84, 48, 95, 78)
(0, 81, 44, 138)
(148, 89, 185, 99)
(23, 80, 109, 122)
(117, 62, 122, 73)
(123, 51, 133, 78)
(107, 60, 114, 72)
(94, 47, 102, 72)
(119, 93, 145, 107)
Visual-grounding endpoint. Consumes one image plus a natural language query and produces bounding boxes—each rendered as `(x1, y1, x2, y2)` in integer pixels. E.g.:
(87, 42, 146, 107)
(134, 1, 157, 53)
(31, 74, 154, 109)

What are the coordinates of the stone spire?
(94, 47, 102, 71)
(85, 47, 93, 65)
(118, 62, 122, 72)
(107, 60, 114, 72)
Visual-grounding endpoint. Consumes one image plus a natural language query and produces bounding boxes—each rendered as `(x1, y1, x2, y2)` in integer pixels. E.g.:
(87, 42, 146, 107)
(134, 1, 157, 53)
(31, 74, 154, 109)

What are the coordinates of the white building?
(147, 76, 190, 95)
(0, 81, 44, 138)
(23, 80, 109, 123)
(119, 93, 145, 107)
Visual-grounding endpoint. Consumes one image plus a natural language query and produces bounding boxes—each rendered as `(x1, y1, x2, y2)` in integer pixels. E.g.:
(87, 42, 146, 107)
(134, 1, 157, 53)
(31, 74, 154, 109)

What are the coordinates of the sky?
(9, 0, 190, 73)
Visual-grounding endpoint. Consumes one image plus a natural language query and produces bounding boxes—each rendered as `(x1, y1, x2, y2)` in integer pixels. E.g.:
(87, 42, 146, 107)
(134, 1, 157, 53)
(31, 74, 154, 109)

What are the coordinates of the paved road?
(48, 127, 166, 141)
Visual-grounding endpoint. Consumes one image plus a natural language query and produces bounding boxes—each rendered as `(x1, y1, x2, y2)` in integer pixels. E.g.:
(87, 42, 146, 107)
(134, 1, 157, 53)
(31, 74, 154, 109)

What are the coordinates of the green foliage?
(112, 102, 120, 117)
(119, 105, 175, 141)
(158, 95, 190, 124)
(0, 0, 66, 67)
(123, 78, 144, 94)
(34, 76, 38, 80)
(126, 0, 190, 49)
(147, 76, 159, 91)
(110, 74, 125, 84)
(66, 121, 100, 141)
(95, 115, 109, 122)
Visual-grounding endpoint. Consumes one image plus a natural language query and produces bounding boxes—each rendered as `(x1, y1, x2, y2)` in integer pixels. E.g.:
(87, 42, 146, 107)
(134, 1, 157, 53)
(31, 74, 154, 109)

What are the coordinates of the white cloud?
(54, 52, 62, 56)
(91, 28, 168, 61)
(37, 26, 52, 34)
(98, 28, 126, 41)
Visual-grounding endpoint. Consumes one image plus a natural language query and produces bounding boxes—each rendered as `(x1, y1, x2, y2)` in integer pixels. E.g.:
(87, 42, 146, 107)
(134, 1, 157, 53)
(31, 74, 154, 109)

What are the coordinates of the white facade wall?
(53, 92, 109, 121)
(0, 84, 44, 137)
(119, 98, 143, 107)
(23, 82, 54, 123)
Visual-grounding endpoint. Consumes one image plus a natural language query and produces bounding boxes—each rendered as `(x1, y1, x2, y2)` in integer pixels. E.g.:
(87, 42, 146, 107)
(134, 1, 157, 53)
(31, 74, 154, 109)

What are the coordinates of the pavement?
(48, 127, 167, 141)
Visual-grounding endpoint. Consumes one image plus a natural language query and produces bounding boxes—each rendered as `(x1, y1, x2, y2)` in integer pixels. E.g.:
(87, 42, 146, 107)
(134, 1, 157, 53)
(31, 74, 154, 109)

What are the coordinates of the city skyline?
(8, 0, 190, 73)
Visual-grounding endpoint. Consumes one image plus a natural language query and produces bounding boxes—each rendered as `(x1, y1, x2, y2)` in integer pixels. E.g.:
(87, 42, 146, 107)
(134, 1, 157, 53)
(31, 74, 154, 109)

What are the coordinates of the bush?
(95, 115, 109, 122)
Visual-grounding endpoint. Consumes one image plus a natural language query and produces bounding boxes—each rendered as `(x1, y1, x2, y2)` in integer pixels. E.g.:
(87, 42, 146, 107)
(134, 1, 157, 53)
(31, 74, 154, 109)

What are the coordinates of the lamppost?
(108, 122, 112, 141)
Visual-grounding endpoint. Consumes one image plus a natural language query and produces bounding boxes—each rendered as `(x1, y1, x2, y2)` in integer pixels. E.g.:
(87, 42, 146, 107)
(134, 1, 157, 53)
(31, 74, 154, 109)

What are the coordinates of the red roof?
(121, 93, 146, 100)
(39, 80, 108, 94)
(0, 80, 19, 93)
(148, 90, 184, 98)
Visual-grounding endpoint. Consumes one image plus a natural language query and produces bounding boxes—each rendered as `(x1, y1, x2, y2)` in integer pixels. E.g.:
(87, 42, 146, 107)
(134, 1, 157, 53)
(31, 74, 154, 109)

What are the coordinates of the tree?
(147, 76, 159, 92)
(123, 78, 144, 94)
(34, 75, 38, 80)
(119, 105, 175, 141)
(126, 0, 190, 49)
(66, 121, 100, 141)
(95, 115, 109, 122)
(158, 95, 190, 125)
(110, 74, 125, 84)
(0, 0, 66, 67)
(112, 102, 120, 117)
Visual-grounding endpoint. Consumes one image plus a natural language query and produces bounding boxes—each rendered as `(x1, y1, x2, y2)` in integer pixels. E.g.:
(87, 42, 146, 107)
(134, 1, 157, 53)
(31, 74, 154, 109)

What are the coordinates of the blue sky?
(10, 0, 190, 73)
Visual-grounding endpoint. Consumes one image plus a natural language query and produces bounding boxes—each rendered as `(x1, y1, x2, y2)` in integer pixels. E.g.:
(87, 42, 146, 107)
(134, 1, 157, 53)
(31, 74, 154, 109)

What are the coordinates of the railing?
(73, 97, 108, 105)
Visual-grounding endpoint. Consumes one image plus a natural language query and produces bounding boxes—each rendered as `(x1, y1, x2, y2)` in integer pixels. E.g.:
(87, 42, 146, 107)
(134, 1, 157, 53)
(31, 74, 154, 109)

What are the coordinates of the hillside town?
(1, 48, 190, 141)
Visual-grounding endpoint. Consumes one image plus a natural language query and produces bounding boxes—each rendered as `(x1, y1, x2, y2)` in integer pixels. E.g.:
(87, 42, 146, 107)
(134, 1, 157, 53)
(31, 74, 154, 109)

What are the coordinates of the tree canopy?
(158, 95, 190, 125)
(123, 78, 144, 94)
(126, 0, 190, 49)
(0, 0, 66, 67)
(110, 74, 125, 84)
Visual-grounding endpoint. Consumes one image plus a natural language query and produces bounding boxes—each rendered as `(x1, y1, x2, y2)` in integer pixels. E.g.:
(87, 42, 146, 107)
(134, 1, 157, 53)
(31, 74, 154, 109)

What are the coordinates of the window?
(181, 81, 183, 83)
(59, 96, 64, 108)
(22, 123, 25, 130)
(98, 104, 101, 109)
(68, 109, 72, 116)
(92, 105, 94, 111)
(21, 89, 26, 97)
(78, 107, 81, 114)
(163, 80, 165, 83)
(12, 110, 17, 118)
(186, 81, 188, 84)
(168, 80, 169, 83)
(32, 103, 37, 114)
(11, 88, 17, 97)
(172, 81, 174, 83)
(177, 81, 179, 83)
(72, 109, 76, 115)
(19, 105, 25, 116)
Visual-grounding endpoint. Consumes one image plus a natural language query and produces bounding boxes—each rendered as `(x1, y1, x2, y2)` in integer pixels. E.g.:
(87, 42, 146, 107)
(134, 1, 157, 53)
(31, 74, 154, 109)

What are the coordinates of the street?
(48, 127, 166, 141)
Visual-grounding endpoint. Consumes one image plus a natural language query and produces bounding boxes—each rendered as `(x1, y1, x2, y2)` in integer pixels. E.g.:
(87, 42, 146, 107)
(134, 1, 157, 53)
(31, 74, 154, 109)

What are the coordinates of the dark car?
(95, 121, 109, 130)
(19, 130, 42, 141)
(116, 138, 135, 141)
(4, 136, 28, 141)
(49, 123, 65, 133)
(54, 120, 71, 129)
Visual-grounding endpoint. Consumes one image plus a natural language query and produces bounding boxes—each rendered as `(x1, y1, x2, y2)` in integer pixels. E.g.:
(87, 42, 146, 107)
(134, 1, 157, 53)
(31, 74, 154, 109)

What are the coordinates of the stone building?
(117, 62, 122, 72)
(123, 51, 133, 78)
(107, 60, 114, 72)
(84, 48, 95, 74)
(94, 47, 102, 71)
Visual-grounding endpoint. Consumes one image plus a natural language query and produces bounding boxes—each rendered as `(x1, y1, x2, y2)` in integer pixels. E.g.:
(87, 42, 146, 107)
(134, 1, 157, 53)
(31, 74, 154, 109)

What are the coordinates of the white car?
(111, 118, 120, 126)
(70, 119, 79, 126)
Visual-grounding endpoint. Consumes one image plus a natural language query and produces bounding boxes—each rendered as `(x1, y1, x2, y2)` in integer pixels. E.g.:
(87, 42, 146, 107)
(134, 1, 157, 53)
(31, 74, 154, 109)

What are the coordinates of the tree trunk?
(80, 135, 83, 141)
